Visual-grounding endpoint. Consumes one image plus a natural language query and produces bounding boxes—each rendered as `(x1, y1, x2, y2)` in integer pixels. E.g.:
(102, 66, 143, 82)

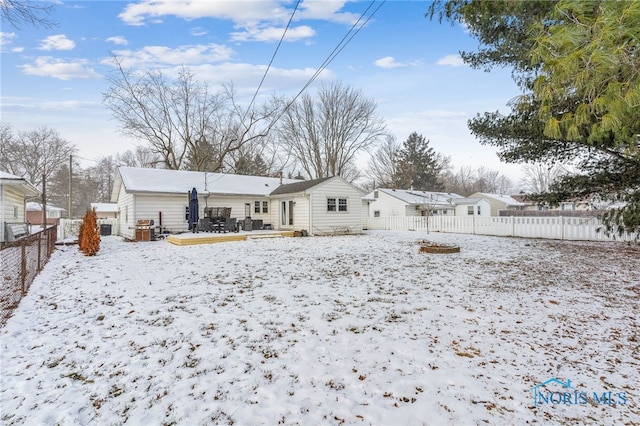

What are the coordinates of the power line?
(243, 0, 302, 123)
(266, 0, 386, 134)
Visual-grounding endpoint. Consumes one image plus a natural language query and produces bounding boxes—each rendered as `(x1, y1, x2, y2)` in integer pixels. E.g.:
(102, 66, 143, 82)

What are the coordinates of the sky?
(2, 232, 638, 424)
(1, 0, 526, 184)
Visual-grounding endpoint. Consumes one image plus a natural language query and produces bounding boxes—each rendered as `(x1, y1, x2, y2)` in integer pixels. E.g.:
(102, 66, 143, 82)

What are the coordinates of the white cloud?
(231, 25, 315, 42)
(39, 34, 75, 51)
(374, 56, 406, 69)
(106, 36, 128, 45)
(107, 43, 234, 69)
(118, 0, 290, 26)
(0, 32, 16, 46)
(20, 57, 100, 80)
(190, 27, 208, 37)
(436, 54, 465, 67)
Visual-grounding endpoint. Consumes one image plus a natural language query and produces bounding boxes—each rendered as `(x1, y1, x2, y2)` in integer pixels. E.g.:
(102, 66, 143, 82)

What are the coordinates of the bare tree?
(1, 0, 55, 29)
(441, 165, 513, 196)
(116, 146, 162, 168)
(519, 163, 567, 194)
(366, 135, 402, 188)
(276, 81, 387, 180)
(0, 125, 76, 190)
(103, 57, 278, 172)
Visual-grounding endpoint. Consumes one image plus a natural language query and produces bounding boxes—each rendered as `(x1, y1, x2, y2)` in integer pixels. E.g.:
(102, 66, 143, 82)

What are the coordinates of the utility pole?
(68, 154, 72, 219)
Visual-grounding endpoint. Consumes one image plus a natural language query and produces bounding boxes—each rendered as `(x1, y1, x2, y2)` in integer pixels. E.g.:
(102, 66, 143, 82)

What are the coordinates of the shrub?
(79, 208, 100, 256)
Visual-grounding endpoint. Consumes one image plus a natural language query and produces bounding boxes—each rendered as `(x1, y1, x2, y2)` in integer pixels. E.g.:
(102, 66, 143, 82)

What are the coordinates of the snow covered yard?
(1, 231, 639, 425)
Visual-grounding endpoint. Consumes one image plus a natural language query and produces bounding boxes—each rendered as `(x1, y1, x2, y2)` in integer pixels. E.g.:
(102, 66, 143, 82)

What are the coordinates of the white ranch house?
(470, 192, 526, 216)
(1, 172, 40, 243)
(364, 188, 493, 218)
(111, 167, 364, 240)
(364, 188, 464, 217)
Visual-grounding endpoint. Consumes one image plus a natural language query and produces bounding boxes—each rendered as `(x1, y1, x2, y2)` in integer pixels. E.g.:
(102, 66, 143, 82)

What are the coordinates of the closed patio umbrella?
(188, 187, 199, 232)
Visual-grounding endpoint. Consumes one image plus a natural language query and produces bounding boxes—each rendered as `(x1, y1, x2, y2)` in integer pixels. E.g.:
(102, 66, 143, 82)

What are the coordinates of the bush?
(79, 208, 100, 256)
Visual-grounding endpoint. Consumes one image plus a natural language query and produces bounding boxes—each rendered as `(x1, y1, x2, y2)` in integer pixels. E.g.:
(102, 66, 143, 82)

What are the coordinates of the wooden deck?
(166, 230, 296, 246)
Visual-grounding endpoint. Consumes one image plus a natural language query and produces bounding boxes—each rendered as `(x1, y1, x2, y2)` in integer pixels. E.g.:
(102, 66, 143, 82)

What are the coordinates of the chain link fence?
(1, 225, 57, 327)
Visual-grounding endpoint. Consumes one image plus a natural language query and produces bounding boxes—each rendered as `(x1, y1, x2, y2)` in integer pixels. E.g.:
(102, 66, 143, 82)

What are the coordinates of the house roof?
(26, 202, 65, 212)
(269, 176, 334, 195)
(371, 188, 464, 207)
(473, 192, 526, 206)
(91, 203, 118, 212)
(112, 166, 299, 201)
(453, 197, 484, 205)
(0, 172, 40, 197)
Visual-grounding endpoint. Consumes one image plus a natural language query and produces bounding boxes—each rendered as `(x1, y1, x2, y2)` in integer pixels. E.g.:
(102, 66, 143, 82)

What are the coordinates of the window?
(374, 210, 380, 217)
(185, 206, 189, 221)
(254, 201, 260, 214)
(477, 206, 481, 215)
(374, 191, 378, 198)
(262, 201, 268, 213)
(327, 198, 336, 212)
(13, 206, 18, 219)
(467, 206, 474, 215)
(338, 198, 347, 212)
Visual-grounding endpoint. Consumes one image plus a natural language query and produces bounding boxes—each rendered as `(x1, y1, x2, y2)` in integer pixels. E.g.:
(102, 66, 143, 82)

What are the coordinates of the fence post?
(37, 232, 42, 271)
(20, 239, 26, 295)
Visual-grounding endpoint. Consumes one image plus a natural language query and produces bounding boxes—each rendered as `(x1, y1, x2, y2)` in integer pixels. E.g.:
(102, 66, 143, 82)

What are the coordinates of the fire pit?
(418, 240, 460, 254)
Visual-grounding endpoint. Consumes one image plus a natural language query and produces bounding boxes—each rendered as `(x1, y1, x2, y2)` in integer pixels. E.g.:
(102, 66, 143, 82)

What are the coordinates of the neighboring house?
(111, 166, 364, 240)
(453, 197, 492, 217)
(26, 202, 65, 226)
(470, 192, 527, 216)
(0, 172, 40, 243)
(91, 203, 119, 219)
(365, 188, 464, 217)
(270, 176, 365, 235)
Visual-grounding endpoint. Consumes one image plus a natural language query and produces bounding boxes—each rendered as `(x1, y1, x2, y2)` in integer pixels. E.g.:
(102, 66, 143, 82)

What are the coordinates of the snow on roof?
(0, 172, 40, 196)
(26, 202, 65, 212)
(474, 193, 526, 206)
(453, 197, 484, 205)
(116, 167, 299, 197)
(373, 188, 464, 207)
(0, 171, 22, 180)
(91, 203, 118, 212)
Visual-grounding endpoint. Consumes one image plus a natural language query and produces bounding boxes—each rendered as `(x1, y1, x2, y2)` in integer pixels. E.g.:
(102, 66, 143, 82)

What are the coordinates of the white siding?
(1, 186, 27, 243)
(309, 178, 362, 235)
(455, 199, 491, 217)
(116, 185, 135, 240)
(368, 191, 413, 217)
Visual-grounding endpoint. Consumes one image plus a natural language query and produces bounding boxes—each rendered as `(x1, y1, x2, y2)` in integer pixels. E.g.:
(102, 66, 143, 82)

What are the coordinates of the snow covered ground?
(1, 231, 639, 425)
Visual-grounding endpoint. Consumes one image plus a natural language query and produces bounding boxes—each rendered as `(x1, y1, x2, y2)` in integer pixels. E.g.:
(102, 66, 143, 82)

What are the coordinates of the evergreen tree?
(395, 132, 444, 190)
(429, 0, 640, 237)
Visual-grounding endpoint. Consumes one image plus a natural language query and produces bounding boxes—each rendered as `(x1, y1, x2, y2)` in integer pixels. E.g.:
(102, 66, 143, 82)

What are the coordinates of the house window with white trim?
(338, 198, 347, 212)
(185, 206, 189, 221)
(262, 201, 268, 213)
(467, 206, 474, 215)
(254, 201, 260, 214)
(374, 210, 380, 217)
(477, 206, 481, 215)
(327, 198, 336, 212)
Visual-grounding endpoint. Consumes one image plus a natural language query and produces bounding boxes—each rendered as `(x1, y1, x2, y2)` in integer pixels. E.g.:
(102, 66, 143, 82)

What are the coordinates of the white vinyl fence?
(57, 218, 119, 242)
(365, 216, 636, 242)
